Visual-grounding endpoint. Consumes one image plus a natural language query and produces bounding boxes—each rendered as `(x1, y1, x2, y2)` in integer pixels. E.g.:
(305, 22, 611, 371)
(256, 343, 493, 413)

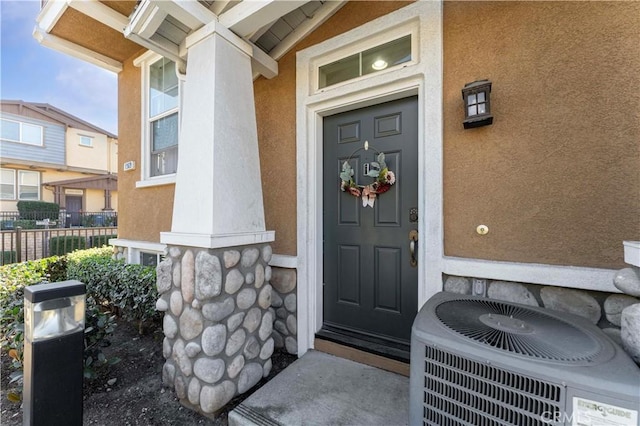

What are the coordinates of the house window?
(18, 170, 40, 200)
(149, 57, 179, 177)
(79, 135, 93, 147)
(0, 169, 16, 200)
(318, 35, 412, 89)
(140, 251, 159, 267)
(0, 119, 43, 146)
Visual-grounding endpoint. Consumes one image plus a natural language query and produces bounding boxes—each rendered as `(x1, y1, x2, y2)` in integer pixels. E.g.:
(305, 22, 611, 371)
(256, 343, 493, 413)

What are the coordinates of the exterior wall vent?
(409, 292, 640, 426)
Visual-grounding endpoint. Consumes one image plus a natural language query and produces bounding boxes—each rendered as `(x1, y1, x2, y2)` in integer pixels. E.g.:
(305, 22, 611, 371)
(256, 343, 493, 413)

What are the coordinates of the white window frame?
(0, 118, 44, 146)
(79, 135, 93, 147)
(0, 168, 16, 200)
(134, 51, 183, 188)
(17, 170, 40, 200)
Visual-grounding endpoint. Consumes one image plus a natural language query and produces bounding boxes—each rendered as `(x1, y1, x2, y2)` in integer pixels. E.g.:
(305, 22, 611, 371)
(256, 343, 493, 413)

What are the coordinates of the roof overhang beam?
(219, 0, 308, 38)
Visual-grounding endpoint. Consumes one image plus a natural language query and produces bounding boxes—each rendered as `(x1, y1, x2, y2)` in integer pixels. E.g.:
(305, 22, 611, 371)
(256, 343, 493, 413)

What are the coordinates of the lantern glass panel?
(25, 295, 85, 342)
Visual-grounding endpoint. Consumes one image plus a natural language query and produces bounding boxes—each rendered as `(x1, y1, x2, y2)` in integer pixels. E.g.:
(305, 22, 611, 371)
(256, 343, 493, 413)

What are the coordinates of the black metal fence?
(0, 226, 118, 266)
(0, 211, 117, 230)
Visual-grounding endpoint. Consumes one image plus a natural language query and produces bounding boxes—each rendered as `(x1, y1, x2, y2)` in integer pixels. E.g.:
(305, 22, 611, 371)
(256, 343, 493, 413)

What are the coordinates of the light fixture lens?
(372, 59, 388, 70)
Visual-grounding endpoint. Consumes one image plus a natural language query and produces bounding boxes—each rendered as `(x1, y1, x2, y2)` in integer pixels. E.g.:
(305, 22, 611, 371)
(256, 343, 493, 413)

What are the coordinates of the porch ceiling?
(36, 0, 340, 75)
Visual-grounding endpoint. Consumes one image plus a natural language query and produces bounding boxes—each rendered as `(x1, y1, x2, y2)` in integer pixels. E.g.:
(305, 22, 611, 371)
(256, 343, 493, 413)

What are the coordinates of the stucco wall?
(442, 1, 640, 269)
(66, 128, 110, 172)
(117, 52, 174, 243)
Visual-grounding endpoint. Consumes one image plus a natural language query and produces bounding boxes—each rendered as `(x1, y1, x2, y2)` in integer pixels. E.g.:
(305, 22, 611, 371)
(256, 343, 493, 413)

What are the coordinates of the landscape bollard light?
(23, 280, 86, 426)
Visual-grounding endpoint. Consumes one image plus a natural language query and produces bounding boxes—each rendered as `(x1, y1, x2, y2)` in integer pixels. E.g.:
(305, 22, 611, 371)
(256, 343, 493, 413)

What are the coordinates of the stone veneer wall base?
(156, 244, 276, 418)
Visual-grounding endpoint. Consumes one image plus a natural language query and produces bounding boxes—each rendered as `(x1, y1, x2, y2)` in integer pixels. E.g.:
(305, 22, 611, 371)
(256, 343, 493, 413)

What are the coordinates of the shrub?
(16, 201, 59, 221)
(1, 251, 16, 265)
(66, 247, 160, 333)
(49, 235, 87, 256)
(89, 234, 117, 248)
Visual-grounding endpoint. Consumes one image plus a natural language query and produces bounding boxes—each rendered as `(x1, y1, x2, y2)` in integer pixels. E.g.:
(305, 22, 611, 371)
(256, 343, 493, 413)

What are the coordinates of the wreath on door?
(340, 151, 396, 208)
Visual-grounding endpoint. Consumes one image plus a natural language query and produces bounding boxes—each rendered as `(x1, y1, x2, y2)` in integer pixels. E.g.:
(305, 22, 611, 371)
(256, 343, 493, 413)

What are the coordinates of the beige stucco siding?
(116, 51, 175, 243)
(65, 128, 110, 171)
(442, 1, 640, 269)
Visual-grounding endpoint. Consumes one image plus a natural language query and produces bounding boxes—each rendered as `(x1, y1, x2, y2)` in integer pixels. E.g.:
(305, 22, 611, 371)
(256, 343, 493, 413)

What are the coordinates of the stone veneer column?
(156, 244, 275, 416)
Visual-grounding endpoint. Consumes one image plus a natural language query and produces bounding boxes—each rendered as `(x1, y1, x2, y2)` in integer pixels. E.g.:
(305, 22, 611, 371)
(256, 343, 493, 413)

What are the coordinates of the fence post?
(16, 226, 22, 263)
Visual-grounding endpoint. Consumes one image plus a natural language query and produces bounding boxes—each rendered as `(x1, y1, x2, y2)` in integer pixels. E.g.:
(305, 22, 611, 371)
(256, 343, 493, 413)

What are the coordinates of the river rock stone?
(157, 259, 172, 294)
(270, 268, 296, 293)
(274, 319, 288, 336)
(192, 299, 201, 309)
(259, 311, 274, 341)
(255, 264, 265, 289)
(202, 324, 227, 356)
(170, 290, 183, 316)
(226, 329, 247, 357)
(181, 250, 195, 303)
(180, 307, 204, 340)
(245, 272, 255, 285)
(172, 339, 192, 376)
(163, 337, 172, 359)
(162, 362, 175, 386)
(237, 288, 257, 310)
(241, 248, 260, 268)
(238, 363, 262, 394)
(156, 297, 169, 312)
(228, 355, 245, 380)
(200, 381, 236, 414)
(284, 294, 297, 312)
(444, 276, 472, 295)
(202, 297, 235, 322)
(262, 246, 273, 264)
(540, 287, 601, 324)
(196, 251, 222, 300)
(185, 342, 201, 358)
(614, 268, 640, 297)
(286, 315, 297, 335)
(621, 304, 640, 364)
(261, 361, 272, 380)
(174, 375, 187, 400)
(285, 336, 297, 355)
(271, 291, 283, 308)
(194, 358, 225, 384)
(244, 336, 260, 360)
(173, 262, 181, 287)
(260, 337, 274, 360)
(188, 377, 201, 405)
(604, 294, 639, 326)
(224, 269, 245, 295)
(224, 250, 241, 269)
(169, 246, 181, 258)
(243, 308, 262, 333)
(163, 315, 178, 339)
(258, 284, 272, 309)
(227, 312, 245, 333)
(488, 281, 539, 306)
(272, 331, 284, 348)
(276, 308, 287, 320)
(265, 266, 272, 282)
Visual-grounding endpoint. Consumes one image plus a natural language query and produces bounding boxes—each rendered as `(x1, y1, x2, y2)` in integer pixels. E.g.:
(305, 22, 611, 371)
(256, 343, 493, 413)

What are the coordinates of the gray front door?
(66, 195, 82, 227)
(323, 96, 419, 349)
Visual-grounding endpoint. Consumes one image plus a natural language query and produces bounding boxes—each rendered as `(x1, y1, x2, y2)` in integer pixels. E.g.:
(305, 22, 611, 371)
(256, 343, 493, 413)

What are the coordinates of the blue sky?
(1, 0, 118, 135)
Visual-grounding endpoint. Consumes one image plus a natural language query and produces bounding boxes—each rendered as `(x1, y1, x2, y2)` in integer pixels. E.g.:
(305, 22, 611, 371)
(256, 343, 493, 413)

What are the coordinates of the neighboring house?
(0, 100, 118, 223)
(34, 0, 640, 418)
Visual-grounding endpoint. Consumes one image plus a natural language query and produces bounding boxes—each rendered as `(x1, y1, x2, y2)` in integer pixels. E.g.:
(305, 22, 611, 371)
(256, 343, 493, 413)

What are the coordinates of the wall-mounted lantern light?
(462, 80, 493, 129)
(24, 280, 86, 426)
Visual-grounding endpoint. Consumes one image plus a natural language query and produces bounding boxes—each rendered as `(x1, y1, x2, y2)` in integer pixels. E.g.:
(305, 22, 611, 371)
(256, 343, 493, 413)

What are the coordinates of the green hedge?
(1, 251, 16, 265)
(16, 201, 59, 220)
(89, 234, 117, 248)
(49, 236, 87, 256)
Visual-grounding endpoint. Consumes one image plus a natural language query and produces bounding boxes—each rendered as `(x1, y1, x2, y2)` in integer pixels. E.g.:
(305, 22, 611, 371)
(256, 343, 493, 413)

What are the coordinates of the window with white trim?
(0, 168, 16, 200)
(0, 119, 43, 146)
(79, 135, 93, 147)
(18, 171, 40, 200)
(148, 57, 179, 177)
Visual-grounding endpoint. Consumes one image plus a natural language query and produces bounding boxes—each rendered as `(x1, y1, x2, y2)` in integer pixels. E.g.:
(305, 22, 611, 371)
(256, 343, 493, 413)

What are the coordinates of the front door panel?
(323, 96, 419, 345)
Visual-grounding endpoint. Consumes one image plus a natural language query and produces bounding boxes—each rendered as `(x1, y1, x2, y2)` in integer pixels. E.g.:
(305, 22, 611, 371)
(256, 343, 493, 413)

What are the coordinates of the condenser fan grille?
(435, 299, 601, 362)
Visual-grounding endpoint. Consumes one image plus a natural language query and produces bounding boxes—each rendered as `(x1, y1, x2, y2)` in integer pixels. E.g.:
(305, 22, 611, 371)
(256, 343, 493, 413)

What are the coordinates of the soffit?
(101, 1, 137, 17)
(50, 7, 142, 63)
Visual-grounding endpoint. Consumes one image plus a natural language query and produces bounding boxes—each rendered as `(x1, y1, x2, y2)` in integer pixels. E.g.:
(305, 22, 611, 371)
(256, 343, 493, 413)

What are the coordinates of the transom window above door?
(318, 35, 412, 89)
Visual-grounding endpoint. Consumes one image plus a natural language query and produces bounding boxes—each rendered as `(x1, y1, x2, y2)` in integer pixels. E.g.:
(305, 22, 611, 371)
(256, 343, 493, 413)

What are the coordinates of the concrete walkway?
(229, 350, 409, 426)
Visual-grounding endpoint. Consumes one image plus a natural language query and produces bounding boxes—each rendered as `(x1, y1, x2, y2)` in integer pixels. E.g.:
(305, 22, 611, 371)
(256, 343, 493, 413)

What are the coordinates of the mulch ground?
(1, 319, 296, 425)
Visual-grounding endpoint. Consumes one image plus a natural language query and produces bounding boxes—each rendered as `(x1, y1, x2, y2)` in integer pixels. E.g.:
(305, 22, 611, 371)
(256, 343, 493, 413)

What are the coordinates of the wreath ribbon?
(340, 151, 396, 208)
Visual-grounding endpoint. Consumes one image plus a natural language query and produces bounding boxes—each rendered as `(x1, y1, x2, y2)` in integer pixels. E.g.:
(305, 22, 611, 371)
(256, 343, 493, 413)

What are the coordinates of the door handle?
(409, 230, 418, 267)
